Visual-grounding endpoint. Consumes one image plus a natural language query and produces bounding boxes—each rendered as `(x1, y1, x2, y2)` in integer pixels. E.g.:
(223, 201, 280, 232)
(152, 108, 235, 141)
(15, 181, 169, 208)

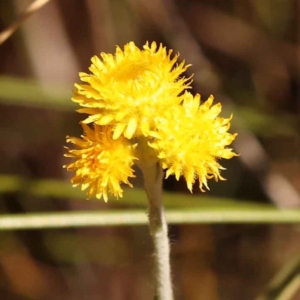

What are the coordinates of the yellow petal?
(98, 114, 114, 125)
(124, 118, 137, 139)
(113, 123, 127, 140)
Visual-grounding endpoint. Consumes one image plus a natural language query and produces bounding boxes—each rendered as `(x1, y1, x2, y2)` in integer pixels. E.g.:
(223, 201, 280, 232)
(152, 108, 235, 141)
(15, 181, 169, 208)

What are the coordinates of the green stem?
(141, 163, 174, 300)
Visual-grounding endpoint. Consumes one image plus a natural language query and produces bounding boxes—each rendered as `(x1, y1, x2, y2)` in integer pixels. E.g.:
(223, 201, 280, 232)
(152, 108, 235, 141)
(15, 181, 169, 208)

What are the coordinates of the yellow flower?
(64, 123, 136, 202)
(72, 41, 191, 139)
(148, 92, 237, 192)
(65, 41, 238, 200)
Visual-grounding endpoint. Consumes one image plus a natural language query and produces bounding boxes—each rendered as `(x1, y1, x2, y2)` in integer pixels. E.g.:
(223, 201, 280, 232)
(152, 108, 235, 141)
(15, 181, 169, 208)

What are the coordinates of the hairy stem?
(141, 163, 174, 300)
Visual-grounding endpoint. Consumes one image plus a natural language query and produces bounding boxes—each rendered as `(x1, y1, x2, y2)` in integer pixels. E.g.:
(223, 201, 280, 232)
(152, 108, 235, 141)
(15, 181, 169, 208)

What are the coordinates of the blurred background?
(0, 0, 300, 299)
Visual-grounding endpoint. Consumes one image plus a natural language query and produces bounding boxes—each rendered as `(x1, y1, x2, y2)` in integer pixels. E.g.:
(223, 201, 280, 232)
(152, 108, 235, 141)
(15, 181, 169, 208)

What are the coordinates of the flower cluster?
(64, 41, 237, 201)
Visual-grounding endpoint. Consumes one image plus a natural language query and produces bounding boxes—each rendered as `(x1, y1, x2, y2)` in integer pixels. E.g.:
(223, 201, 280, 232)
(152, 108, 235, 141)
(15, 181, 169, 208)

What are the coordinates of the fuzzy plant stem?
(141, 163, 174, 300)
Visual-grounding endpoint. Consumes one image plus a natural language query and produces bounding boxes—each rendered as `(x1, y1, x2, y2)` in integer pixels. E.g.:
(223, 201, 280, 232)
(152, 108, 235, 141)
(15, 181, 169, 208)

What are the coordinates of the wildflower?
(148, 92, 237, 192)
(64, 123, 136, 202)
(72, 41, 191, 139)
(65, 41, 237, 201)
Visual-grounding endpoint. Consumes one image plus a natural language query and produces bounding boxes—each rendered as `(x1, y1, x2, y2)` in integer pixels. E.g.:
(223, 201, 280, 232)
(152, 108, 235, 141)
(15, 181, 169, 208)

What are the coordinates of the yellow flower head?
(65, 41, 238, 201)
(149, 92, 237, 192)
(72, 41, 191, 139)
(64, 123, 136, 202)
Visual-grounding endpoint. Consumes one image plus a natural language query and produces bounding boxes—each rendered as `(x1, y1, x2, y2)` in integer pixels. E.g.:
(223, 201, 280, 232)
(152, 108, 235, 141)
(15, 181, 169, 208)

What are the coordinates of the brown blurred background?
(0, 0, 300, 299)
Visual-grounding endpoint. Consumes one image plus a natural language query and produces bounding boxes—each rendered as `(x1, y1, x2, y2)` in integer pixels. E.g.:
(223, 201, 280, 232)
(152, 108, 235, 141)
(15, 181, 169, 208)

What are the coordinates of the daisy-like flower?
(148, 92, 237, 192)
(65, 41, 237, 201)
(72, 41, 191, 139)
(65, 42, 238, 300)
(64, 123, 136, 202)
